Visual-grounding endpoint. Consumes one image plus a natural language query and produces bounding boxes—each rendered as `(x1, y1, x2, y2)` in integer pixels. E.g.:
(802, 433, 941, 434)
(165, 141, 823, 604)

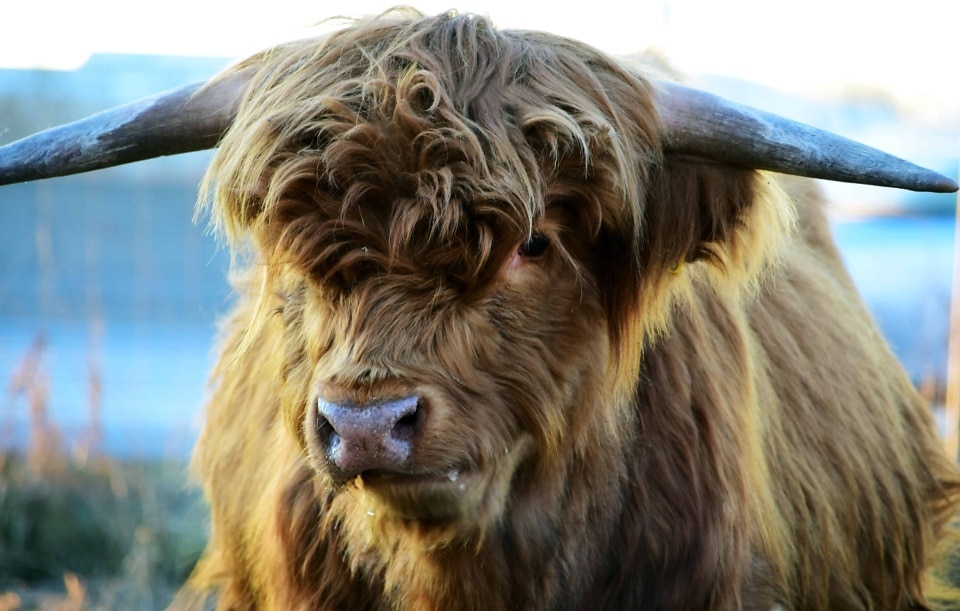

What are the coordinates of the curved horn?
(0, 72, 955, 194)
(0, 70, 251, 186)
(657, 81, 958, 193)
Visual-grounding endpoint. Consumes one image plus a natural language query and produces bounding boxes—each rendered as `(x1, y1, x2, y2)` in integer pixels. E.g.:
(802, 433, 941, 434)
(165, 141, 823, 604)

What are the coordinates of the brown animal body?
(176, 12, 960, 609)
(2, 9, 959, 611)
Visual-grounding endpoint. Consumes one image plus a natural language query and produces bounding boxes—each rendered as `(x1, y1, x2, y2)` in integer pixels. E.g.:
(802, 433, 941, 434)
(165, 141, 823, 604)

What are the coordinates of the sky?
(3, 0, 959, 117)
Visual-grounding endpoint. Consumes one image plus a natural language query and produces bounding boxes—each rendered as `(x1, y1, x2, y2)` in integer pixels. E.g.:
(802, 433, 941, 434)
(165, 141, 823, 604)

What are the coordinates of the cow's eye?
(518, 233, 549, 258)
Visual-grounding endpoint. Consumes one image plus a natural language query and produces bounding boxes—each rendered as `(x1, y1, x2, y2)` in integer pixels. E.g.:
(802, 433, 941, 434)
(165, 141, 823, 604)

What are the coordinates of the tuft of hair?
(196, 9, 671, 366)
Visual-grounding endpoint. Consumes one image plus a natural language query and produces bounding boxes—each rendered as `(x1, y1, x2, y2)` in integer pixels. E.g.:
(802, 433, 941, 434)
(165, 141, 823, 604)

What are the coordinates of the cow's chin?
(338, 434, 535, 527)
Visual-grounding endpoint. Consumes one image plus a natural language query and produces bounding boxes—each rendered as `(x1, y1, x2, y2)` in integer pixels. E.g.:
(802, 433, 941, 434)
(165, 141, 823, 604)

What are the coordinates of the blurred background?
(0, 0, 957, 607)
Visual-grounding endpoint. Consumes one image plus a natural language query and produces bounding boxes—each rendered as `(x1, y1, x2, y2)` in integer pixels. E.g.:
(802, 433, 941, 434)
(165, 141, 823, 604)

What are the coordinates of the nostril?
(392, 404, 421, 442)
(315, 414, 338, 449)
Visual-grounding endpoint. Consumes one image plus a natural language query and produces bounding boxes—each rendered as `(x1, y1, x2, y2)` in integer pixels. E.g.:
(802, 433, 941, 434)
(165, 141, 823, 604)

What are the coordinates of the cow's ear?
(599, 155, 788, 354)
(584, 154, 758, 358)
(641, 155, 757, 276)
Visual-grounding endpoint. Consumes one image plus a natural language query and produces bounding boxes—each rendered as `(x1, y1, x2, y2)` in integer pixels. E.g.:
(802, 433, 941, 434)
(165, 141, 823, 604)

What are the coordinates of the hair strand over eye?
(518, 233, 549, 258)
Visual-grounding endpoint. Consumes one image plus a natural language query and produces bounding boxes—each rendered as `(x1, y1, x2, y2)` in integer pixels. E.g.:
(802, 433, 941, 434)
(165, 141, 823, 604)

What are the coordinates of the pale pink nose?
(316, 395, 422, 478)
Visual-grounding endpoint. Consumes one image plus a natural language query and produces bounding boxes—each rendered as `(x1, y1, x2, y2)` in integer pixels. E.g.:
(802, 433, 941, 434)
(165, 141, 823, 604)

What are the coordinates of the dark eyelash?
(518, 233, 549, 257)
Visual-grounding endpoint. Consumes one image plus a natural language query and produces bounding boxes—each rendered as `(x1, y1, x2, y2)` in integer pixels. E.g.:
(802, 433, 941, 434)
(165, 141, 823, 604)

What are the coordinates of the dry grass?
(0, 335, 208, 610)
(0, 454, 207, 610)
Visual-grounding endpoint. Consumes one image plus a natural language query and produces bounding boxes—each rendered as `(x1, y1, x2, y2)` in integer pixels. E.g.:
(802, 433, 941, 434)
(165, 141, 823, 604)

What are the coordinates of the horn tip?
(930, 176, 959, 194)
(908, 169, 959, 193)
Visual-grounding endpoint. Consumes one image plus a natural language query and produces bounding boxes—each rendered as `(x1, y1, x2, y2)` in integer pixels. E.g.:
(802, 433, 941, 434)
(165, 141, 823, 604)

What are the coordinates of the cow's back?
(749, 177, 960, 607)
(619, 175, 960, 609)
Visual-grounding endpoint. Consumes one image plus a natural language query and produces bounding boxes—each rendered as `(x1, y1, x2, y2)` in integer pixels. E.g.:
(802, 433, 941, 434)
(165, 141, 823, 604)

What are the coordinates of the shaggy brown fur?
(179, 9, 960, 610)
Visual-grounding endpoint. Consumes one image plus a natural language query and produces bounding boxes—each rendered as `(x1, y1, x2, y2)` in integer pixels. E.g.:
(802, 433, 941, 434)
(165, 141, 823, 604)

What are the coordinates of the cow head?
(204, 14, 669, 536)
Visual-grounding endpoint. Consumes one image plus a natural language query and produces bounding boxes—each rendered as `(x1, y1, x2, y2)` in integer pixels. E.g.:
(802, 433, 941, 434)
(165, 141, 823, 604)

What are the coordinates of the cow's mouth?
(358, 467, 484, 521)
(304, 392, 537, 524)
(354, 434, 536, 524)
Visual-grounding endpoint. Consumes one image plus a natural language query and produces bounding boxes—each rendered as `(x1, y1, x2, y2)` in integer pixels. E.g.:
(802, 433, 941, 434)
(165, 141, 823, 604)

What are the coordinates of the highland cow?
(2, 9, 960, 610)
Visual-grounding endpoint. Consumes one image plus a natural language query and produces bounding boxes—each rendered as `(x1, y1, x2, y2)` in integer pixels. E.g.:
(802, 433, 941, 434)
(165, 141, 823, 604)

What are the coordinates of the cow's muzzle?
(316, 395, 422, 479)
